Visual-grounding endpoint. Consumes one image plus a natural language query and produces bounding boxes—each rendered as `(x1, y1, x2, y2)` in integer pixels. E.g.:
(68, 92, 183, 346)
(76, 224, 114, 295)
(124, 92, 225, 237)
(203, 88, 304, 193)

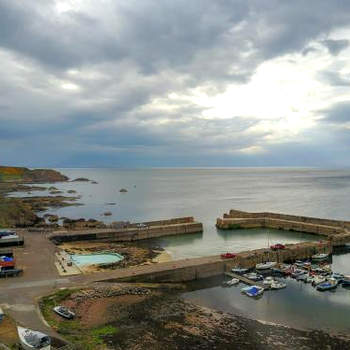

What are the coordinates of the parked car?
(221, 253, 236, 259)
(270, 243, 286, 250)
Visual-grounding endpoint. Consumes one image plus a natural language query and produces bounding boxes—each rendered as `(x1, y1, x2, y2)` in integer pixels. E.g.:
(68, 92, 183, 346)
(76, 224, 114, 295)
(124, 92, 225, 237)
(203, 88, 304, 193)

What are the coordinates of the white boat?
(241, 285, 264, 297)
(53, 305, 75, 319)
(231, 267, 248, 274)
(256, 261, 277, 270)
(17, 326, 51, 350)
(305, 275, 314, 283)
(263, 276, 275, 287)
(271, 281, 287, 290)
(312, 253, 329, 260)
(312, 275, 326, 286)
(225, 278, 239, 286)
(243, 272, 263, 281)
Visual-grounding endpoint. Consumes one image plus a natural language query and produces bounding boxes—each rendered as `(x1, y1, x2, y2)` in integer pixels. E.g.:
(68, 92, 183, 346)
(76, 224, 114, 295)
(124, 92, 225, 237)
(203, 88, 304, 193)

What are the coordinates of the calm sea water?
(11, 167, 350, 332)
(184, 250, 350, 334)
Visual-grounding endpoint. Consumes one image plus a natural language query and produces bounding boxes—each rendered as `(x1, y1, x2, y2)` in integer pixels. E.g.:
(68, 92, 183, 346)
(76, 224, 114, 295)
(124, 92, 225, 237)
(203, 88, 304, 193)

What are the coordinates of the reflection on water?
(147, 228, 320, 260)
(183, 253, 350, 334)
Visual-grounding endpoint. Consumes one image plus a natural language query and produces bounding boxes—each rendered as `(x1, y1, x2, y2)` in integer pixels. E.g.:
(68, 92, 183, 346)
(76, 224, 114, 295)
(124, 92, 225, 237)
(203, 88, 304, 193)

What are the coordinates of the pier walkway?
(224, 272, 264, 288)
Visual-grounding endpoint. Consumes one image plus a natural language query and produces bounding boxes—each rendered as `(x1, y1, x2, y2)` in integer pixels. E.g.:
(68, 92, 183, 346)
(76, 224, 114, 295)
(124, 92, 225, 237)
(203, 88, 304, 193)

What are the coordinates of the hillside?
(0, 166, 68, 183)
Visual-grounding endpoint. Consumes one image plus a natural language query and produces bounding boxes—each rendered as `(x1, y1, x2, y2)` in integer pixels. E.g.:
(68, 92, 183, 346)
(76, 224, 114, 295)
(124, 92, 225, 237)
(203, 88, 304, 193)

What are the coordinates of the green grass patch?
(40, 289, 118, 350)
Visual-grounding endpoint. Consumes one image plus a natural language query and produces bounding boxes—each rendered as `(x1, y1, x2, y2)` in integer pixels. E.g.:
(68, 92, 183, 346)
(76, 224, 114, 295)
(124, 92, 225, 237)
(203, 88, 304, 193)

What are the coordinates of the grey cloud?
(321, 39, 349, 55)
(2, 0, 350, 167)
(320, 101, 350, 124)
(318, 70, 350, 86)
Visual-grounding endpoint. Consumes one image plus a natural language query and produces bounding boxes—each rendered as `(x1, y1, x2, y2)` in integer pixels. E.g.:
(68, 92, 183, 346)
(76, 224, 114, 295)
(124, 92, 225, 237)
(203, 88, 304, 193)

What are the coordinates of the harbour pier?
(49, 217, 203, 244)
(224, 272, 264, 288)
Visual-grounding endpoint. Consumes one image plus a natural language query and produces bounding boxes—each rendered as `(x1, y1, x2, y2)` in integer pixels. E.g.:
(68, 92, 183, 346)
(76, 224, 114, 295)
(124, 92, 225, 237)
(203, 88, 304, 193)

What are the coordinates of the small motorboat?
(296, 273, 308, 282)
(341, 275, 350, 286)
(305, 275, 314, 283)
(53, 306, 75, 320)
(291, 269, 305, 278)
(231, 267, 248, 275)
(263, 276, 275, 287)
(223, 278, 240, 286)
(331, 273, 344, 281)
(316, 278, 338, 291)
(312, 275, 327, 286)
(256, 261, 277, 270)
(271, 281, 287, 290)
(17, 326, 51, 350)
(312, 253, 329, 260)
(241, 285, 264, 297)
(243, 272, 263, 281)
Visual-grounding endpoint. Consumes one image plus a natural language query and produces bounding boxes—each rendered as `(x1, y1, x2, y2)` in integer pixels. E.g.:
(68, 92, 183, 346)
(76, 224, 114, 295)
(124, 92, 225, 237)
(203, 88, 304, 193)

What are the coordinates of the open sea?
(10, 167, 350, 333)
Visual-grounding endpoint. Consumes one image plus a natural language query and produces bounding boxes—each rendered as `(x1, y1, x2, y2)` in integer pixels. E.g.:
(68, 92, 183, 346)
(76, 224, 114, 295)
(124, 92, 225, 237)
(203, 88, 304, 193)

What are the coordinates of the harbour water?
(183, 251, 350, 334)
(10, 167, 350, 332)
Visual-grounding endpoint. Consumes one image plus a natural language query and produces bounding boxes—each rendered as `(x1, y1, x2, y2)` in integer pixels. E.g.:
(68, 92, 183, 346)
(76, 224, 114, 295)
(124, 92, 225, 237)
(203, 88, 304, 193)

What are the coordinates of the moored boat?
(296, 273, 308, 282)
(243, 272, 263, 281)
(271, 281, 287, 290)
(17, 326, 51, 350)
(231, 267, 248, 275)
(341, 275, 350, 286)
(53, 305, 75, 319)
(241, 285, 264, 297)
(312, 253, 329, 260)
(316, 278, 338, 291)
(312, 275, 327, 286)
(255, 261, 277, 270)
(263, 276, 274, 287)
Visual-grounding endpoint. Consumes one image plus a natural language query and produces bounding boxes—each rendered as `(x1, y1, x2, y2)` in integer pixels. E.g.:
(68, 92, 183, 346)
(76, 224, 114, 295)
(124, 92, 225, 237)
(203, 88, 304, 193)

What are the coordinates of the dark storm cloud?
(2, 0, 350, 167)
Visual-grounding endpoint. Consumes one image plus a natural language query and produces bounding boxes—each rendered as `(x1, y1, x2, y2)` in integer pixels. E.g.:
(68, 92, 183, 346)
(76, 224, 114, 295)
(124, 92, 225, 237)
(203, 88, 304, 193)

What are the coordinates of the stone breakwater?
(49, 217, 203, 244)
(216, 209, 350, 245)
(92, 240, 332, 284)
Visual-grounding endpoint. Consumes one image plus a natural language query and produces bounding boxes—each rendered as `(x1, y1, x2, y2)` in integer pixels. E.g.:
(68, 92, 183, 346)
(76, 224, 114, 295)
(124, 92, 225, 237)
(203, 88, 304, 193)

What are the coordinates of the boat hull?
(17, 326, 51, 350)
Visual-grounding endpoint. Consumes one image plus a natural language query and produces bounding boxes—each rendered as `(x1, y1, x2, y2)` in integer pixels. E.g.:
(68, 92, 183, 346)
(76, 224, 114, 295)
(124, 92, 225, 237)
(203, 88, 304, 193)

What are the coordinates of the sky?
(1, 0, 350, 168)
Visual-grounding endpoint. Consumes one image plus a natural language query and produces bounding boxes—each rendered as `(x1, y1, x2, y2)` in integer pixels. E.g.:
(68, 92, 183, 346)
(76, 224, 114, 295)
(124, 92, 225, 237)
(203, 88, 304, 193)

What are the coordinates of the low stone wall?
(49, 220, 203, 244)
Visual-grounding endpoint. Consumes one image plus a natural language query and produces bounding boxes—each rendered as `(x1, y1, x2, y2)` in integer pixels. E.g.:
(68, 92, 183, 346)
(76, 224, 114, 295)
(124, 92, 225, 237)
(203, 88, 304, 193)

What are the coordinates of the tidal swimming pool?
(71, 253, 124, 266)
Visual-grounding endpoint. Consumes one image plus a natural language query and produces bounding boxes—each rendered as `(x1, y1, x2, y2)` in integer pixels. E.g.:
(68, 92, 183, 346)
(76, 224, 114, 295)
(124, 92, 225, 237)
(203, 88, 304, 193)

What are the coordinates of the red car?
(270, 243, 286, 251)
(221, 253, 236, 259)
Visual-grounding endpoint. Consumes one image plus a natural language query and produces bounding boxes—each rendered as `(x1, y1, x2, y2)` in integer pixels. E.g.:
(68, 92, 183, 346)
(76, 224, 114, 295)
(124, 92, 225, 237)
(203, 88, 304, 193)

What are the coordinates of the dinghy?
(241, 285, 264, 297)
(255, 261, 277, 270)
(17, 326, 51, 350)
(53, 305, 75, 319)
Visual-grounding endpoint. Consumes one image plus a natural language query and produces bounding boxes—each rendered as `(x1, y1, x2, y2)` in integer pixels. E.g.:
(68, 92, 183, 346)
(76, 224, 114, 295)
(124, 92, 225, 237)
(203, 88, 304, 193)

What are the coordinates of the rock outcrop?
(0, 166, 68, 183)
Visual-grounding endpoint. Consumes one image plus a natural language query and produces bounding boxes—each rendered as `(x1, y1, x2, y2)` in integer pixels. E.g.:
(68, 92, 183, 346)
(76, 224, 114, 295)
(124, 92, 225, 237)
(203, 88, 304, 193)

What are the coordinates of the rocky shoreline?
(40, 284, 350, 350)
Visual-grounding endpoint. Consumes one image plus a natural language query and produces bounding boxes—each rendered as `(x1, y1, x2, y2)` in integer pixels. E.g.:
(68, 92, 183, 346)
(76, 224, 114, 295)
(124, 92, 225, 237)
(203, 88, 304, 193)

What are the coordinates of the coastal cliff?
(0, 166, 74, 227)
(0, 166, 68, 183)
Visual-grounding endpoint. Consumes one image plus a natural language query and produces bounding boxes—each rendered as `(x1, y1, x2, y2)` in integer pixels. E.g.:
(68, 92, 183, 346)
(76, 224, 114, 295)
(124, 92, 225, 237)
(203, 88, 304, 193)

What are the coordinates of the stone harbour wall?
(217, 209, 350, 239)
(49, 219, 203, 244)
(105, 240, 332, 283)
